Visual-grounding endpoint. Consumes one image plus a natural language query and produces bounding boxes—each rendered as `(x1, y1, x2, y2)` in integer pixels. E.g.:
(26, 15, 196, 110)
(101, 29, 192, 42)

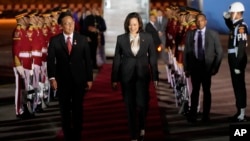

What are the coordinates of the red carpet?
(56, 64, 165, 141)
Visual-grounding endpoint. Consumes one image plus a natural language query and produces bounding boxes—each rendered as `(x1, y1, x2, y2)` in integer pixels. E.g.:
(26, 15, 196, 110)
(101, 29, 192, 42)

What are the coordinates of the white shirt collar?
(197, 27, 206, 32)
(63, 32, 73, 42)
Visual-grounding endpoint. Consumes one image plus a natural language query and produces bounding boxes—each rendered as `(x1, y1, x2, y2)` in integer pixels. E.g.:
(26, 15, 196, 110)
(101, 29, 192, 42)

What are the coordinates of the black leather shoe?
(35, 105, 44, 113)
(201, 116, 210, 122)
(186, 113, 197, 123)
(16, 112, 35, 120)
(235, 116, 247, 122)
(228, 114, 239, 122)
(187, 116, 197, 123)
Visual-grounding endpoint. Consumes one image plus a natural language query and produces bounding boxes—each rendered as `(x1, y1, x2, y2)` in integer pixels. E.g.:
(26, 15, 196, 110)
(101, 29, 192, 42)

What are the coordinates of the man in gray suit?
(183, 13, 223, 123)
(155, 9, 168, 63)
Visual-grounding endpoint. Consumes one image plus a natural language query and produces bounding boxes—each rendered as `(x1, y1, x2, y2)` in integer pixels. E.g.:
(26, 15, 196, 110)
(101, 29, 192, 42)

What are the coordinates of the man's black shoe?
(186, 115, 197, 123)
(201, 116, 210, 123)
(35, 105, 44, 113)
(228, 113, 239, 122)
(16, 111, 34, 120)
(232, 116, 247, 122)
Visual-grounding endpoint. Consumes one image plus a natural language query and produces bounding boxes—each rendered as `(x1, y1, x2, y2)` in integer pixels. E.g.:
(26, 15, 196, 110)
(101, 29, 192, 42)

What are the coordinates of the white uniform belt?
(41, 48, 47, 53)
(32, 51, 42, 57)
(19, 52, 31, 58)
(178, 45, 185, 51)
(228, 48, 236, 54)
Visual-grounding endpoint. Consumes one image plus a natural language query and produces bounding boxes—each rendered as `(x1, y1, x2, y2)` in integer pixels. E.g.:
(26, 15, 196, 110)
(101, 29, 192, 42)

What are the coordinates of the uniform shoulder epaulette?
(182, 22, 188, 26)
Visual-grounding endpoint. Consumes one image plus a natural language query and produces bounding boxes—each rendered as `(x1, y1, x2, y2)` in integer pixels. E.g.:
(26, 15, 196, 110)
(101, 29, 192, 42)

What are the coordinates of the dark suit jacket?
(183, 29, 223, 74)
(111, 32, 159, 83)
(145, 22, 162, 49)
(47, 32, 93, 90)
(155, 16, 167, 44)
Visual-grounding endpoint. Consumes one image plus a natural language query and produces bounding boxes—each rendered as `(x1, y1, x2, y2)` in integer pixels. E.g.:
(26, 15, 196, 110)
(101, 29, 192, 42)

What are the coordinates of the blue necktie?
(197, 31, 204, 60)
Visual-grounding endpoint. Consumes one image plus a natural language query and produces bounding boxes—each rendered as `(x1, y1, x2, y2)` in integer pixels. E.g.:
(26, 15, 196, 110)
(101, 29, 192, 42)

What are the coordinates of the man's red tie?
(67, 36, 72, 54)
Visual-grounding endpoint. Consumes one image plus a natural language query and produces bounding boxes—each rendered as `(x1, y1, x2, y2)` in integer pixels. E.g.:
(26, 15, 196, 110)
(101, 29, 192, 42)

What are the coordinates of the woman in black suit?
(47, 11, 93, 141)
(111, 12, 159, 141)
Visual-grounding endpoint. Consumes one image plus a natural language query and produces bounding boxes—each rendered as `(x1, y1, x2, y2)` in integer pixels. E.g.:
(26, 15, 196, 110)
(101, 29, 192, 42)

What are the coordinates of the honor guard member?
(186, 7, 201, 31)
(28, 10, 46, 112)
(175, 10, 188, 63)
(81, 8, 107, 69)
(40, 10, 52, 105)
(12, 10, 34, 119)
(35, 11, 51, 108)
(50, 7, 61, 36)
(165, 6, 178, 55)
(40, 10, 52, 82)
(167, 16, 178, 56)
(223, 2, 248, 122)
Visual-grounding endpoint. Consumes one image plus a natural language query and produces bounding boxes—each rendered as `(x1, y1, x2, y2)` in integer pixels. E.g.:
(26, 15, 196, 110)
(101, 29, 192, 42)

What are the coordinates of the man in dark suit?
(47, 11, 93, 141)
(80, 8, 107, 69)
(111, 12, 159, 141)
(145, 13, 162, 58)
(155, 9, 168, 63)
(183, 13, 223, 123)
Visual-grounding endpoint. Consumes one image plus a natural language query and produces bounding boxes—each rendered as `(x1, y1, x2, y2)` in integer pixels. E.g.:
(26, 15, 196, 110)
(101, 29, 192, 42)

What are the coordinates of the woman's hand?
(86, 81, 93, 90)
(50, 79, 57, 90)
(154, 81, 158, 88)
(112, 82, 118, 90)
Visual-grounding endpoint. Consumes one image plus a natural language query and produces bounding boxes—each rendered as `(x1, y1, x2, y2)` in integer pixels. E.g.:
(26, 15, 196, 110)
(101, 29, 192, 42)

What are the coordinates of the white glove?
(16, 66, 25, 78)
(30, 63, 36, 76)
(223, 12, 230, 19)
(154, 81, 158, 88)
(30, 70, 34, 76)
(234, 69, 241, 74)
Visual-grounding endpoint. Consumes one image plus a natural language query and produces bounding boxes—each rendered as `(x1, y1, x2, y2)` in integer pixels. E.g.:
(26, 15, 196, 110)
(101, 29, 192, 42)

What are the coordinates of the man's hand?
(112, 82, 118, 90)
(86, 81, 93, 90)
(154, 81, 159, 88)
(234, 69, 241, 74)
(50, 79, 57, 90)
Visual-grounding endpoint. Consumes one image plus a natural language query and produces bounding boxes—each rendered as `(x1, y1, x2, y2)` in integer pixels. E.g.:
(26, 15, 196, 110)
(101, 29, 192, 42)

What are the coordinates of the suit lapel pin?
(74, 40, 77, 45)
